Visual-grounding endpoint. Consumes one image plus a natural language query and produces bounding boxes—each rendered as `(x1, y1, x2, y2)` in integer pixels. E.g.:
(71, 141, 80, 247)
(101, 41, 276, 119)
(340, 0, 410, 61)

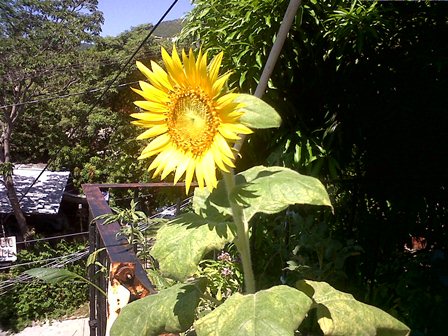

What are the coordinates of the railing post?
(84, 184, 172, 335)
(88, 212, 98, 336)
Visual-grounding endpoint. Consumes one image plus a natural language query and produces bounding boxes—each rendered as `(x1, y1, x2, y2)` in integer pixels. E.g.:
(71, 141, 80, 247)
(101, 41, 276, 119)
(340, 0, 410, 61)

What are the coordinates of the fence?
(83, 183, 186, 336)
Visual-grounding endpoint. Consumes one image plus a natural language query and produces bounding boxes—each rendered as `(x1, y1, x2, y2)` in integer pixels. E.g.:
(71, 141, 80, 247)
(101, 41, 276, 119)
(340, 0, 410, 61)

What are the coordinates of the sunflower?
(131, 46, 252, 193)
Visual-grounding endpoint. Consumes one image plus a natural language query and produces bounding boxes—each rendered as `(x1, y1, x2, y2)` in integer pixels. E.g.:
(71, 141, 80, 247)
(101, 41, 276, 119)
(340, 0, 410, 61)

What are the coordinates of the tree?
(48, 24, 167, 189)
(0, 0, 103, 239)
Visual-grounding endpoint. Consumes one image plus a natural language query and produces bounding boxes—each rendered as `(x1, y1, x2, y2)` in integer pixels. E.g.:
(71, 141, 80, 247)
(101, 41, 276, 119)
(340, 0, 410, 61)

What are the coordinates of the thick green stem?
(222, 171, 256, 294)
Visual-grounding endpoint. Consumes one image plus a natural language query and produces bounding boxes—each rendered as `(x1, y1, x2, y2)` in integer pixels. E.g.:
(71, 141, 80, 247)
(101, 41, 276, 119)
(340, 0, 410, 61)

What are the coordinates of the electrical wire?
(15, 231, 89, 245)
(0, 249, 88, 272)
(0, 249, 89, 294)
(0, 192, 188, 293)
(0, 81, 138, 110)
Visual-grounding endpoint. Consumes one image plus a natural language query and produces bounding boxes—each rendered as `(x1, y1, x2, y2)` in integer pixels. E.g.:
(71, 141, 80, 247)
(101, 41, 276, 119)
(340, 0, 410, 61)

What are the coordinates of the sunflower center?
(168, 90, 219, 156)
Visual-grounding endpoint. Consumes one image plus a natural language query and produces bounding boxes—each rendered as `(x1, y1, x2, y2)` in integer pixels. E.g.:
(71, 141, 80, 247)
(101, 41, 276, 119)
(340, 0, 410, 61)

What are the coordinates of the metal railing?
(83, 183, 187, 336)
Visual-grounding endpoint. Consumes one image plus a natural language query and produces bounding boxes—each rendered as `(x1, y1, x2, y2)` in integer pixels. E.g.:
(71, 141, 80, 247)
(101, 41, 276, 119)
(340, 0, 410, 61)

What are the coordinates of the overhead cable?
(0, 81, 138, 110)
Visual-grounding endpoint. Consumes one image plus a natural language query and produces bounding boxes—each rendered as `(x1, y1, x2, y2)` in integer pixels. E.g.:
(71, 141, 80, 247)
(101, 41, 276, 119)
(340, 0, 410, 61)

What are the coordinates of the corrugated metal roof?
(0, 165, 69, 215)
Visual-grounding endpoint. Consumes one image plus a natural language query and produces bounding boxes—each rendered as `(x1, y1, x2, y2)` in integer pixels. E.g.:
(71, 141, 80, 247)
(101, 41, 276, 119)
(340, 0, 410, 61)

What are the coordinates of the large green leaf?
(296, 280, 410, 336)
(236, 94, 282, 129)
(151, 213, 235, 281)
(194, 166, 332, 222)
(194, 285, 313, 336)
(110, 280, 205, 336)
(25, 267, 107, 297)
(25, 267, 81, 283)
(193, 183, 232, 219)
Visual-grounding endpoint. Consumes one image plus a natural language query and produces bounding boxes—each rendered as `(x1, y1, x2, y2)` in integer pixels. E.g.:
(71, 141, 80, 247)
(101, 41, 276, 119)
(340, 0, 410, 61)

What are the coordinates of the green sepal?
(236, 93, 282, 129)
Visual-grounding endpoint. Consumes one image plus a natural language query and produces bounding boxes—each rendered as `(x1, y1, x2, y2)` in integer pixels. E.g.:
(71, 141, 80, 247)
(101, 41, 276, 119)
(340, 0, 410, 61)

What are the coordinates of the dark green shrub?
(0, 239, 88, 331)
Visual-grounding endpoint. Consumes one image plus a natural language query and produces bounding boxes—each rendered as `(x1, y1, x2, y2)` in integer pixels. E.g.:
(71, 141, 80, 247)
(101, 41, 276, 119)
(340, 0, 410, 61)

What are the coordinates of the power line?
(0, 249, 88, 272)
(0, 81, 138, 110)
(15, 231, 89, 245)
(0, 249, 89, 294)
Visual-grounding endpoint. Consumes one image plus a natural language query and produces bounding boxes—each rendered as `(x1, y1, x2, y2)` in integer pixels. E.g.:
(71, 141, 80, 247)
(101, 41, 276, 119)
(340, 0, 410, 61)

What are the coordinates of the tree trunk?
(3, 173, 32, 240)
(1, 111, 32, 241)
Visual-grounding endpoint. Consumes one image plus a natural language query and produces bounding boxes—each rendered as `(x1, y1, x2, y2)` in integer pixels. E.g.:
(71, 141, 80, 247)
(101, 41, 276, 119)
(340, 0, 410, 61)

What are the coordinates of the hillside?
(153, 19, 183, 38)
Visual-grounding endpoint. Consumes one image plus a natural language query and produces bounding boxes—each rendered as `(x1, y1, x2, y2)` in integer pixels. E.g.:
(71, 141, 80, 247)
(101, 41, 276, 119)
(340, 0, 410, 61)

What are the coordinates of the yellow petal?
(211, 143, 230, 172)
(136, 82, 170, 102)
(214, 134, 235, 159)
(200, 152, 217, 190)
(208, 51, 223, 83)
(133, 101, 169, 113)
(136, 60, 171, 92)
(139, 134, 170, 156)
(218, 126, 241, 140)
(196, 49, 208, 84)
(148, 152, 166, 175)
(150, 61, 174, 91)
(136, 124, 168, 140)
(173, 154, 190, 184)
(136, 61, 153, 82)
(162, 47, 185, 85)
(185, 159, 196, 193)
(182, 49, 197, 85)
(216, 93, 238, 108)
(131, 111, 167, 122)
(212, 72, 231, 97)
(222, 122, 253, 135)
(220, 152, 236, 169)
(161, 158, 178, 179)
(195, 162, 205, 189)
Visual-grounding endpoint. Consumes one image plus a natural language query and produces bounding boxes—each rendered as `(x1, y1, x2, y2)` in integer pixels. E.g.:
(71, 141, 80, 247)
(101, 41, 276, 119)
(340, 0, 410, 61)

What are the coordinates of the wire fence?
(0, 193, 191, 295)
(0, 248, 89, 295)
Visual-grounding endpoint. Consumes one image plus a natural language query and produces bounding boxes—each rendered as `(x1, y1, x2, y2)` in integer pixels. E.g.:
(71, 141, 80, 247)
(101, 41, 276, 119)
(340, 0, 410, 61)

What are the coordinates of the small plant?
(94, 199, 168, 263)
(198, 250, 243, 303)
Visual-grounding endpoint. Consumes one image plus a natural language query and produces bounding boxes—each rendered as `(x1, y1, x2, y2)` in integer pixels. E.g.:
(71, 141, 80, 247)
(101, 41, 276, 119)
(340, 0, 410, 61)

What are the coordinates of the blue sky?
(98, 0, 193, 37)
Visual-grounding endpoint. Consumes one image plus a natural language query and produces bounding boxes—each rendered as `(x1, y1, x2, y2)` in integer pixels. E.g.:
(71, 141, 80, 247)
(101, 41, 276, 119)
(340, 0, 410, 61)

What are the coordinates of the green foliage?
(181, 0, 289, 92)
(95, 199, 148, 226)
(198, 250, 242, 302)
(150, 165, 331, 283)
(0, 240, 88, 331)
(107, 24, 411, 331)
(194, 165, 332, 221)
(0, 162, 14, 176)
(2, 3, 173, 190)
(284, 211, 363, 285)
(111, 165, 409, 335)
(182, 1, 448, 334)
(1, 0, 103, 159)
